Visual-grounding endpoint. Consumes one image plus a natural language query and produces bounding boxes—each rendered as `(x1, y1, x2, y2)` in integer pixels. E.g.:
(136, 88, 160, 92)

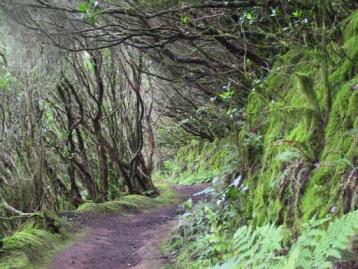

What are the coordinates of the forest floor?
(48, 184, 208, 269)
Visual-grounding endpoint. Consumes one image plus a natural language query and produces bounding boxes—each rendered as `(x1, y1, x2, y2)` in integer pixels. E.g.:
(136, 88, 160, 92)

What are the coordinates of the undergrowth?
(215, 211, 358, 269)
(167, 184, 358, 269)
(165, 11, 358, 269)
(158, 138, 240, 184)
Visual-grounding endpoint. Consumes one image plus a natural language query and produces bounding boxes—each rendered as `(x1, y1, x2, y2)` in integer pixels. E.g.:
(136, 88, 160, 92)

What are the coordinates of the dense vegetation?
(0, 0, 357, 268)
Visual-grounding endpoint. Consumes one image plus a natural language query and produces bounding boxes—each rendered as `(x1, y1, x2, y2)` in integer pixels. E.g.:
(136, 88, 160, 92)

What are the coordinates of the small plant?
(219, 87, 234, 102)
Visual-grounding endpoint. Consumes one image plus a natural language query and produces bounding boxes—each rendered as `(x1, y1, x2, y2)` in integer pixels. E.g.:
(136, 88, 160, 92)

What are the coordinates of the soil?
(49, 184, 209, 269)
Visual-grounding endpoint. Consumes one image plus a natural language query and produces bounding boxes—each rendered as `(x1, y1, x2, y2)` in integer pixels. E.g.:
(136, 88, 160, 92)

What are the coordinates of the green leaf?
(183, 198, 193, 210)
(180, 15, 189, 24)
(246, 12, 253, 20)
(226, 187, 239, 201)
(292, 10, 303, 18)
(79, 2, 88, 13)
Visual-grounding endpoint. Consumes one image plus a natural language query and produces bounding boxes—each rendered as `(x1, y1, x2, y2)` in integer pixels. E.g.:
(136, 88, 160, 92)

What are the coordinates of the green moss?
(301, 167, 333, 220)
(77, 183, 178, 213)
(246, 52, 322, 225)
(301, 77, 358, 220)
(343, 10, 358, 41)
(160, 137, 240, 184)
(0, 222, 83, 269)
(0, 184, 178, 269)
(166, 10, 358, 269)
(243, 13, 358, 227)
(331, 13, 358, 84)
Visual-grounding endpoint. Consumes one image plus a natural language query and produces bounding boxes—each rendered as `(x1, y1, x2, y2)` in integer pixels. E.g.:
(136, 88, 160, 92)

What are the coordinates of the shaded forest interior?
(0, 1, 357, 269)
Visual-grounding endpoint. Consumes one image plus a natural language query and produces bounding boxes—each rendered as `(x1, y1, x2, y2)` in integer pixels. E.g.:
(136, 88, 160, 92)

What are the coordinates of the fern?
(213, 224, 285, 269)
(214, 210, 358, 269)
(283, 211, 358, 269)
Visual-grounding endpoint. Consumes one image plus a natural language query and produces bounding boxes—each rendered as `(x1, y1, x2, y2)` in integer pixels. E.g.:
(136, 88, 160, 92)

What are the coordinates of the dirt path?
(49, 184, 208, 269)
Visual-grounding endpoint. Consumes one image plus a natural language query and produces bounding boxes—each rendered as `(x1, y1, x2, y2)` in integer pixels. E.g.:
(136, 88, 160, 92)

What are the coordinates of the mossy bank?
(0, 184, 178, 269)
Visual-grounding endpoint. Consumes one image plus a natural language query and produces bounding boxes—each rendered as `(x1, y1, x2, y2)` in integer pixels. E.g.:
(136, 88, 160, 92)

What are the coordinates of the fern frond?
(214, 211, 358, 269)
(284, 210, 358, 269)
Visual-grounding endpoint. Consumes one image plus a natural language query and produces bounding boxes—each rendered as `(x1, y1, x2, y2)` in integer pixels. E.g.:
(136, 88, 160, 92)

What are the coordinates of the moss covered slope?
(166, 11, 358, 228)
(241, 11, 358, 227)
(0, 215, 77, 269)
(159, 137, 241, 184)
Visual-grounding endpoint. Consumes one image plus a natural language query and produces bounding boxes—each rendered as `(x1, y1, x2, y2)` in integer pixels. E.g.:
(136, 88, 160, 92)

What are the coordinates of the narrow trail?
(49, 184, 208, 269)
